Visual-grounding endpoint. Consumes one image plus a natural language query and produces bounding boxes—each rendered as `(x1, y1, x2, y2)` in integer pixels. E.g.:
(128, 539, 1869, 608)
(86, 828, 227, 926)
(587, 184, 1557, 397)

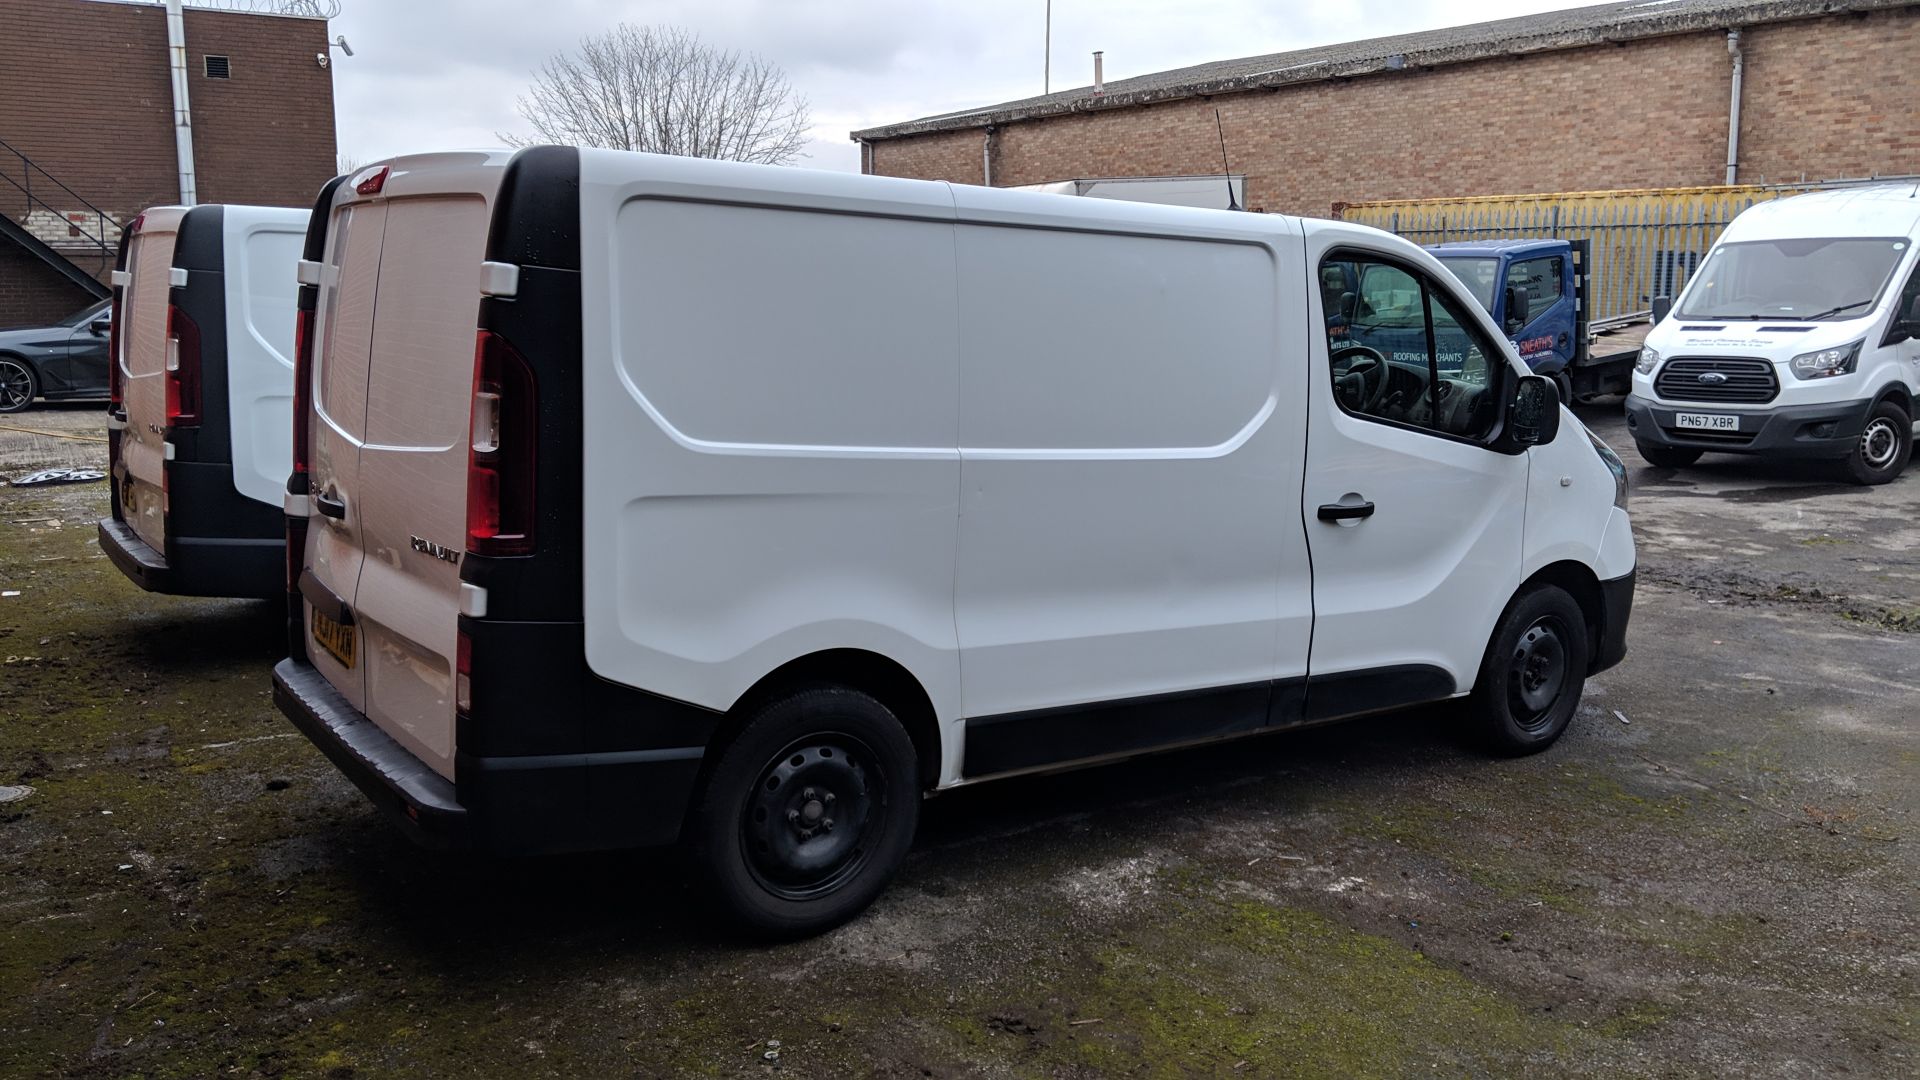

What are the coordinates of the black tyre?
(1551, 368, 1574, 408)
(1635, 442, 1701, 469)
(0, 357, 36, 414)
(1841, 399, 1911, 486)
(1468, 585, 1591, 756)
(687, 685, 920, 938)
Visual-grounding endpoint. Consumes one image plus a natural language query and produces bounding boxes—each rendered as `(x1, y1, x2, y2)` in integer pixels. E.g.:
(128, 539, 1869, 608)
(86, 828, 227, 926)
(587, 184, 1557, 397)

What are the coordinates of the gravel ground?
(0, 400, 1914, 1079)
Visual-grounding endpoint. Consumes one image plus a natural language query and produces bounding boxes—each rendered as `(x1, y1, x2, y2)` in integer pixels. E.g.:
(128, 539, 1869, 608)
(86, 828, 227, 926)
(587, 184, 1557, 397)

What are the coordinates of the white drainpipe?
(165, 0, 198, 206)
(1724, 29, 1744, 186)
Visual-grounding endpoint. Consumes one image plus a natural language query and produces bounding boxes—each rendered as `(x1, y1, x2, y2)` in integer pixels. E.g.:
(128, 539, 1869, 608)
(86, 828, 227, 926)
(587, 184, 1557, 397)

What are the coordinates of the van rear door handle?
(1317, 500, 1375, 522)
(314, 491, 346, 520)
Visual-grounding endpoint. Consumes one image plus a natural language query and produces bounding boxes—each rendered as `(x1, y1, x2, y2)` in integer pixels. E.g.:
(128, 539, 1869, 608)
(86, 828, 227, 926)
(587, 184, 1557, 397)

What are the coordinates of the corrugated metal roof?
(854, 0, 1919, 141)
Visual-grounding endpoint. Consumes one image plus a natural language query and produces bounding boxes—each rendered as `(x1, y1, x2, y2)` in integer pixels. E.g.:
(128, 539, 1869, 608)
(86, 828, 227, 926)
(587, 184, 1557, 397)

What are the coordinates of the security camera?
(333, 35, 354, 57)
(316, 52, 329, 68)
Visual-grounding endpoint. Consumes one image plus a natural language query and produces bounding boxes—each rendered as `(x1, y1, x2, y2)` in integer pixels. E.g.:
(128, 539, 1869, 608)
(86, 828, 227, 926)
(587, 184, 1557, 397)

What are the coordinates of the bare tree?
(506, 25, 811, 165)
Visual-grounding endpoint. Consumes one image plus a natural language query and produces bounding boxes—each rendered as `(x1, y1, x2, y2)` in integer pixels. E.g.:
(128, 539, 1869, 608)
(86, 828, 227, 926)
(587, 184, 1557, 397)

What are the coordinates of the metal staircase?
(0, 136, 122, 300)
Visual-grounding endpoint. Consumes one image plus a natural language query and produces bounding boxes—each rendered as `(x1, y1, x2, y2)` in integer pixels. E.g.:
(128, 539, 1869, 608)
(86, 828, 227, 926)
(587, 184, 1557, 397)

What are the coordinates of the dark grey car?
(0, 298, 113, 413)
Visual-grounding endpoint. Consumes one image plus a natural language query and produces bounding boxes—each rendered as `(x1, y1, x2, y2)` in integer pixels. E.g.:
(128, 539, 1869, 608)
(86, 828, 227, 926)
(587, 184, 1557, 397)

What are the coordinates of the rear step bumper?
(272, 657, 709, 855)
(97, 517, 284, 599)
(273, 658, 470, 848)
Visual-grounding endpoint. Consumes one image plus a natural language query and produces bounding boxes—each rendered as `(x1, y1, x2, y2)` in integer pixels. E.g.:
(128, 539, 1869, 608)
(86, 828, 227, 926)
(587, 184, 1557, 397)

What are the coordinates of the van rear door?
(116, 208, 185, 553)
(353, 189, 496, 779)
(302, 196, 387, 714)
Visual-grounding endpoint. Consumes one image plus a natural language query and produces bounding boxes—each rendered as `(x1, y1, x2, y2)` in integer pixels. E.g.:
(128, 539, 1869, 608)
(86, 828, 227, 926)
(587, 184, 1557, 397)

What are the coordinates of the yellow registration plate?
(311, 607, 357, 669)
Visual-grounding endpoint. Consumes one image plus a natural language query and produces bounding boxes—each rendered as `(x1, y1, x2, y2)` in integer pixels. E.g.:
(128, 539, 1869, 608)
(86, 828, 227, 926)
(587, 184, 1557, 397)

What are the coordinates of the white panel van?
(1628, 185, 1920, 484)
(98, 204, 309, 597)
(273, 148, 1637, 936)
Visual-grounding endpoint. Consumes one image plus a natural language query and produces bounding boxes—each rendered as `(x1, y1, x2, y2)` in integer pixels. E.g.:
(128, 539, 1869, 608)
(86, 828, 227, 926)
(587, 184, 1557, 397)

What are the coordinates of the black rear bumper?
(98, 516, 283, 599)
(1592, 570, 1634, 675)
(271, 657, 709, 855)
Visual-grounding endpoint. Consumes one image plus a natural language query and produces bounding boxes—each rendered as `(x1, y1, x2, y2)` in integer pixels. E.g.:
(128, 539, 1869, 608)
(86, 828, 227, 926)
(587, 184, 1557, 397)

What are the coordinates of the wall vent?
(204, 55, 231, 79)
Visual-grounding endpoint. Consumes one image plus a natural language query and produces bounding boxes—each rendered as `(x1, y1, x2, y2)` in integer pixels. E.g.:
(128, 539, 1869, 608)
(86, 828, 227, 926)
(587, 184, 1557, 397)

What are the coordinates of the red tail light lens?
(107, 301, 125, 409)
(164, 304, 202, 427)
(353, 165, 390, 195)
(466, 330, 537, 556)
(291, 307, 316, 478)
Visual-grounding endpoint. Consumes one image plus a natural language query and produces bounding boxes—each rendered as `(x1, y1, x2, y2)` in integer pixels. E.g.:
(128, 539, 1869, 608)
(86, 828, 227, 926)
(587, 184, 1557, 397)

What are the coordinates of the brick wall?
(0, 0, 334, 325)
(0, 243, 97, 328)
(0, 0, 335, 213)
(869, 8, 1920, 216)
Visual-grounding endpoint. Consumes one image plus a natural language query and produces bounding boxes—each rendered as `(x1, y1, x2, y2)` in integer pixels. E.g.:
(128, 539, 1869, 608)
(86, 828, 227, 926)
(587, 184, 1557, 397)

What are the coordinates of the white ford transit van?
(1627, 185, 1920, 484)
(273, 148, 1636, 936)
(99, 204, 309, 597)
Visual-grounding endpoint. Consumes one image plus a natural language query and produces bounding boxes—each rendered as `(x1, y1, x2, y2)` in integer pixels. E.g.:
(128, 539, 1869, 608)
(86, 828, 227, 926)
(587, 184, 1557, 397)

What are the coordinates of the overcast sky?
(328, 0, 1600, 172)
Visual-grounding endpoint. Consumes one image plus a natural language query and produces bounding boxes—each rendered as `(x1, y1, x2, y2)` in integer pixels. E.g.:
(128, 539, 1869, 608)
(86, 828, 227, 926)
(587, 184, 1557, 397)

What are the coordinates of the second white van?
(274, 148, 1636, 936)
(98, 204, 309, 597)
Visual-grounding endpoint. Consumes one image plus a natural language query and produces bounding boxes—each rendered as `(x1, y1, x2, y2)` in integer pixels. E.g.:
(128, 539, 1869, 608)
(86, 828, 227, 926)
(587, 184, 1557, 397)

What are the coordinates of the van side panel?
(949, 213, 1311, 726)
(579, 154, 963, 776)
(226, 216, 304, 506)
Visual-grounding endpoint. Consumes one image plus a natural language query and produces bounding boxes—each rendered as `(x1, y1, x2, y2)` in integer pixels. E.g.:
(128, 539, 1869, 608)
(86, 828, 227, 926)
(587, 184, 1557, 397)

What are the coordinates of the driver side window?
(1322, 253, 1501, 442)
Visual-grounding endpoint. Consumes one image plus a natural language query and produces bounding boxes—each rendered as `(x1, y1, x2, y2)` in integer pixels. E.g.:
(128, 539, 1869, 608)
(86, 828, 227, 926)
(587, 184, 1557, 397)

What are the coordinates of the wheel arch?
(718, 648, 942, 791)
(1517, 560, 1605, 673)
(1870, 382, 1912, 417)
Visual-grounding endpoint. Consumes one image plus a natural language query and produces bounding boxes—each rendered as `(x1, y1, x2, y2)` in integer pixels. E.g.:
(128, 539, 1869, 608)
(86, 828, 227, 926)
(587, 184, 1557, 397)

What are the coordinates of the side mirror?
(1502, 373, 1561, 450)
(89, 318, 111, 336)
(1503, 284, 1530, 331)
(1650, 295, 1673, 324)
(1888, 294, 1920, 345)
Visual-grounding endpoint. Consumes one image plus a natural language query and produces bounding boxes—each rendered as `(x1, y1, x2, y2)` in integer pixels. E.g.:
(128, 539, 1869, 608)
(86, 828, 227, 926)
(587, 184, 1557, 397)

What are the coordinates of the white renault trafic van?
(99, 204, 309, 597)
(273, 148, 1636, 936)
(1627, 185, 1920, 484)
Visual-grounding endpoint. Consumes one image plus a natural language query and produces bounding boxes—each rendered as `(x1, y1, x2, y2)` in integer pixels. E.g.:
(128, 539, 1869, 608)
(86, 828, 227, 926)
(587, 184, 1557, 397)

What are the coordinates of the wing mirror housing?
(89, 318, 111, 336)
(1650, 295, 1673, 324)
(1496, 373, 1561, 452)
(1503, 284, 1530, 332)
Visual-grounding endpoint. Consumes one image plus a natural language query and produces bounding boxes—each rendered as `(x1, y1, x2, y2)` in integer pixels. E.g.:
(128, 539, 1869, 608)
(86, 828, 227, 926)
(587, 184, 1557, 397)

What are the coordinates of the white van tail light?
(466, 330, 537, 556)
(291, 306, 316, 479)
(107, 295, 126, 410)
(164, 304, 202, 427)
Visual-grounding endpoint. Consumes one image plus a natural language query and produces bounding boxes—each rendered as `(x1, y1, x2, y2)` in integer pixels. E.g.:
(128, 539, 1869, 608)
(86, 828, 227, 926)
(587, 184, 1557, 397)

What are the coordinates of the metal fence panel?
(1339, 181, 1913, 324)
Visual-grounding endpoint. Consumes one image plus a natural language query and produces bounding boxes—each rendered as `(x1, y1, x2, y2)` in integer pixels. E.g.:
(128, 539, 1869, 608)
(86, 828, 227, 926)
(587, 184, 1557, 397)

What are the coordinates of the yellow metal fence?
(1339, 182, 1912, 324)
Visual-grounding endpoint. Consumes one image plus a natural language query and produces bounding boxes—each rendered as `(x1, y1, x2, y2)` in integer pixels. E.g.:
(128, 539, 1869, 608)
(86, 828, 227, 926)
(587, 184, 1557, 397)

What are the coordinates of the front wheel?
(0, 357, 37, 414)
(687, 685, 920, 938)
(1635, 443, 1701, 469)
(1842, 400, 1911, 486)
(1467, 585, 1591, 756)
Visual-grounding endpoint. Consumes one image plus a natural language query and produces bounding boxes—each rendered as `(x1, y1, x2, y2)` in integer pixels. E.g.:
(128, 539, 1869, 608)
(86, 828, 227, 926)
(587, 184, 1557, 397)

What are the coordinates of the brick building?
(855, 0, 1920, 216)
(0, 0, 337, 325)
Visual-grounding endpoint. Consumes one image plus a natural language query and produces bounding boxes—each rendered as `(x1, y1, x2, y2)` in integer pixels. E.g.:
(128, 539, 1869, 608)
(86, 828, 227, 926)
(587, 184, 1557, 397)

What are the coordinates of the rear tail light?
(465, 330, 537, 556)
(164, 304, 202, 427)
(107, 299, 125, 410)
(291, 307, 316, 479)
(353, 165, 390, 195)
(455, 629, 472, 714)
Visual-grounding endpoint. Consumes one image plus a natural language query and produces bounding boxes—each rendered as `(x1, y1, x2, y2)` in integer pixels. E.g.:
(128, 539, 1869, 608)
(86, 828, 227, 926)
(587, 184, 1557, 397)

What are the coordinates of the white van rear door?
(353, 194, 493, 780)
(302, 201, 387, 713)
(117, 212, 183, 552)
(224, 214, 304, 506)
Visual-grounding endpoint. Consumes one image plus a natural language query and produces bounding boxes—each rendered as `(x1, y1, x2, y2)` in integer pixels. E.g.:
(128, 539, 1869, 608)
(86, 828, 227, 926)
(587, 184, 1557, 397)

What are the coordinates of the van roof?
(1723, 183, 1920, 242)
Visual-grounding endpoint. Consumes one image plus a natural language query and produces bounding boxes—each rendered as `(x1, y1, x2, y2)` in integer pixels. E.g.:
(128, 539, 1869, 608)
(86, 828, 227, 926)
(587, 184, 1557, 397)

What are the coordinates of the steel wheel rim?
(1507, 616, 1570, 732)
(0, 361, 31, 410)
(1860, 418, 1900, 470)
(741, 732, 882, 901)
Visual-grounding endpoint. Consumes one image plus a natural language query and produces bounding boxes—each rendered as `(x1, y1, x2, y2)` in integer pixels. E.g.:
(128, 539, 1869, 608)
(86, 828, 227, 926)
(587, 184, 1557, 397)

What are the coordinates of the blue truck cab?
(1428, 239, 1580, 384)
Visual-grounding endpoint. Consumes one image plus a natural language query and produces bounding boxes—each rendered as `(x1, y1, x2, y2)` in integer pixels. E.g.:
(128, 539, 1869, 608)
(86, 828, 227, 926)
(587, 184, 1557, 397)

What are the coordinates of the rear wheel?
(687, 685, 920, 938)
(1551, 368, 1574, 407)
(1635, 443, 1700, 469)
(1841, 399, 1911, 486)
(1467, 585, 1590, 756)
(0, 358, 36, 413)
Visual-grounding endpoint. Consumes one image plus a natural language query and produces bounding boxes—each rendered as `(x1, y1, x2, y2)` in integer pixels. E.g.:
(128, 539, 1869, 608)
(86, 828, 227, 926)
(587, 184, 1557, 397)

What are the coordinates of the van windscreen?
(1679, 237, 1910, 321)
